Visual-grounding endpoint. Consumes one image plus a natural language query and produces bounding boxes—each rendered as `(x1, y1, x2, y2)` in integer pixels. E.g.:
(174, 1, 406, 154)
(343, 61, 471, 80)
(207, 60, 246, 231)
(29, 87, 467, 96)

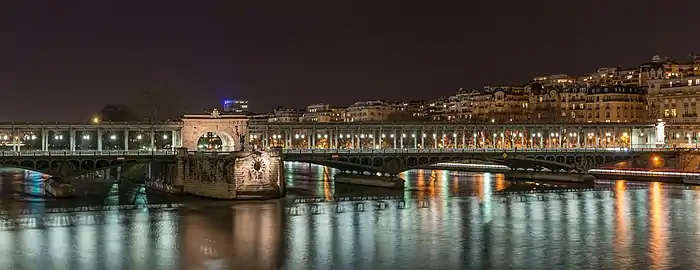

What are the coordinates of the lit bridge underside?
(0, 150, 176, 176)
(283, 148, 675, 175)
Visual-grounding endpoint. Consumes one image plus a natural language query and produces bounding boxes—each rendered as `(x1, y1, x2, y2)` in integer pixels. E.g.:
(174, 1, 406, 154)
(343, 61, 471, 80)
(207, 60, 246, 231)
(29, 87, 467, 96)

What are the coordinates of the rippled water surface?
(1, 163, 700, 269)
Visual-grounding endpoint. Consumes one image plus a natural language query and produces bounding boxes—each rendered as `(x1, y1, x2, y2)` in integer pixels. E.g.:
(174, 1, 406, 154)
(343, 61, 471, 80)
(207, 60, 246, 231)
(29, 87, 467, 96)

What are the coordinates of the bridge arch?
(181, 114, 248, 151)
(285, 151, 653, 175)
(195, 131, 236, 151)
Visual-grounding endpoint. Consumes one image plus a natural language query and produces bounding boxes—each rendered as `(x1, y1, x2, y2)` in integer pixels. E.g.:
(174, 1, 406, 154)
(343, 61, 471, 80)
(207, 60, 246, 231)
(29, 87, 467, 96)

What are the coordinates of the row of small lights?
(1, 134, 169, 141)
(257, 132, 636, 139)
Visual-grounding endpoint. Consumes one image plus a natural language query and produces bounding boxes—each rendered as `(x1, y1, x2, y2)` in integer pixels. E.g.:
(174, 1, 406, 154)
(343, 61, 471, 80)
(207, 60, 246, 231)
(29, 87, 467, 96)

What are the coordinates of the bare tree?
(125, 87, 186, 121)
(97, 104, 140, 122)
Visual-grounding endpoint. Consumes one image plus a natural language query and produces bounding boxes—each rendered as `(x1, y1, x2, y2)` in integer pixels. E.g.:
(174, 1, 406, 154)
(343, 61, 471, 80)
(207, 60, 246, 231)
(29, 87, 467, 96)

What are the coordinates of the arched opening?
(197, 132, 225, 150)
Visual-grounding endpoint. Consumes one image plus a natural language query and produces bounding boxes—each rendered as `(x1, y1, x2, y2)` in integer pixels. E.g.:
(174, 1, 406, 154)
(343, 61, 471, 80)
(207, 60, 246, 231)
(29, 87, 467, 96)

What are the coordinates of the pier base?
(145, 147, 285, 199)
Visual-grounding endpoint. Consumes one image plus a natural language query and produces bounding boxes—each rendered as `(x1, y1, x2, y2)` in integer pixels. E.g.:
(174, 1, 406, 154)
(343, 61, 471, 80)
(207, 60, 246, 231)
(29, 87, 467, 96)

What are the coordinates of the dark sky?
(2, 1, 699, 121)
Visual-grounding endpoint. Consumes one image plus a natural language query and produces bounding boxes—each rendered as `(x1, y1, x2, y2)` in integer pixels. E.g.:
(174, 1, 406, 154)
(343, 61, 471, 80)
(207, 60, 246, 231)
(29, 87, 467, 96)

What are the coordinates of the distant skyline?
(2, 1, 700, 121)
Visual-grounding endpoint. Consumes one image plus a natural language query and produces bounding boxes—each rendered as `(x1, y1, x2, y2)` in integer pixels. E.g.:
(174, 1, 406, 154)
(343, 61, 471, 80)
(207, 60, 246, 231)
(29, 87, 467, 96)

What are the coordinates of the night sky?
(2, 1, 699, 122)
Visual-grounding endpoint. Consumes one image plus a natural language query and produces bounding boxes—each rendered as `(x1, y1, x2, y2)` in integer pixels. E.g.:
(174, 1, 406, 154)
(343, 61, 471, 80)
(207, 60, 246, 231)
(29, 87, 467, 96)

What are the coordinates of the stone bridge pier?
(148, 148, 285, 199)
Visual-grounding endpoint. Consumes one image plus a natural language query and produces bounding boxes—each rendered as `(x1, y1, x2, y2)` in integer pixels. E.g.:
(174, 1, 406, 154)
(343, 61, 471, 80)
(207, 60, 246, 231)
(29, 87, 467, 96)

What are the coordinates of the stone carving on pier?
(234, 151, 278, 193)
(187, 155, 233, 184)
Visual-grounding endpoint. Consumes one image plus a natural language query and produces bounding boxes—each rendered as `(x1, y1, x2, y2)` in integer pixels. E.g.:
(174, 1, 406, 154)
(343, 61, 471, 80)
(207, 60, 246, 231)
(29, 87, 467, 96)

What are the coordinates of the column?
(351, 131, 355, 149)
(263, 129, 269, 148)
(372, 132, 376, 149)
(539, 128, 543, 148)
(481, 128, 486, 148)
(97, 128, 103, 151)
(334, 127, 339, 149)
(12, 130, 17, 152)
(655, 121, 665, 147)
(311, 127, 316, 148)
(41, 129, 48, 151)
(70, 129, 76, 151)
(150, 130, 155, 150)
(576, 129, 581, 147)
(124, 128, 129, 151)
(171, 130, 178, 150)
(420, 132, 424, 148)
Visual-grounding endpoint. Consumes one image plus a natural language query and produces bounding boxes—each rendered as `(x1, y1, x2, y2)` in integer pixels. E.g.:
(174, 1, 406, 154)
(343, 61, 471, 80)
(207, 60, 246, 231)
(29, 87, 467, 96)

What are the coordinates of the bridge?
(0, 111, 689, 175)
(281, 147, 675, 174)
(0, 150, 176, 176)
(0, 146, 674, 177)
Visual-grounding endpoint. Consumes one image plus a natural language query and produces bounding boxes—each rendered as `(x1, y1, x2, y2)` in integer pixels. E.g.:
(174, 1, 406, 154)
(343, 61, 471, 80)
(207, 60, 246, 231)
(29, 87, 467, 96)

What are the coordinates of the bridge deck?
(0, 150, 177, 157)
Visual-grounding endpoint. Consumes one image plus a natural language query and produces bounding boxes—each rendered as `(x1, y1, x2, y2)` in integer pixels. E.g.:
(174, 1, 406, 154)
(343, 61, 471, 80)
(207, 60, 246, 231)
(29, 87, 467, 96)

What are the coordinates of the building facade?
(223, 100, 249, 113)
(345, 100, 393, 122)
(302, 103, 346, 122)
(267, 107, 303, 123)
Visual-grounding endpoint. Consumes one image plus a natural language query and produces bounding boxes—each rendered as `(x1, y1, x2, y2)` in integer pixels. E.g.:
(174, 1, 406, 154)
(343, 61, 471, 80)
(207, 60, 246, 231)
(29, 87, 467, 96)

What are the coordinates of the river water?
(1, 163, 699, 269)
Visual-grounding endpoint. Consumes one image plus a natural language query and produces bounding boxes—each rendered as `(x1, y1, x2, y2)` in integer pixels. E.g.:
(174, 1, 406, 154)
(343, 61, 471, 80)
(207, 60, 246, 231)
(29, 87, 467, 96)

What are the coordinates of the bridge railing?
(0, 150, 177, 157)
(281, 147, 671, 154)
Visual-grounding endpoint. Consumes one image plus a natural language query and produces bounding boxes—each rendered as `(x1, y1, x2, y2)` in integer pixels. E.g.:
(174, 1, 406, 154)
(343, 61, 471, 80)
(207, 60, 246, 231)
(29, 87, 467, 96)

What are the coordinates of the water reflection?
(0, 163, 699, 268)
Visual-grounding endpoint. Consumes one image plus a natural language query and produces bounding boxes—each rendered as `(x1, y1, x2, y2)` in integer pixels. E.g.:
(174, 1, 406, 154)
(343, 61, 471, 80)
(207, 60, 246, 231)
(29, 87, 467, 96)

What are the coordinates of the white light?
(110, 134, 117, 140)
(301, 135, 305, 139)
(163, 135, 168, 139)
(432, 134, 436, 138)
(323, 134, 327, 138)
(390, 134, 394, 138)
(136, 135, 143, 140)
(339, 134, 343, 138)
(453, 133, 457, 137)
(317, 134, 321, 138)
(381, 134, 385, 138)
(295, 134, 299, 139)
